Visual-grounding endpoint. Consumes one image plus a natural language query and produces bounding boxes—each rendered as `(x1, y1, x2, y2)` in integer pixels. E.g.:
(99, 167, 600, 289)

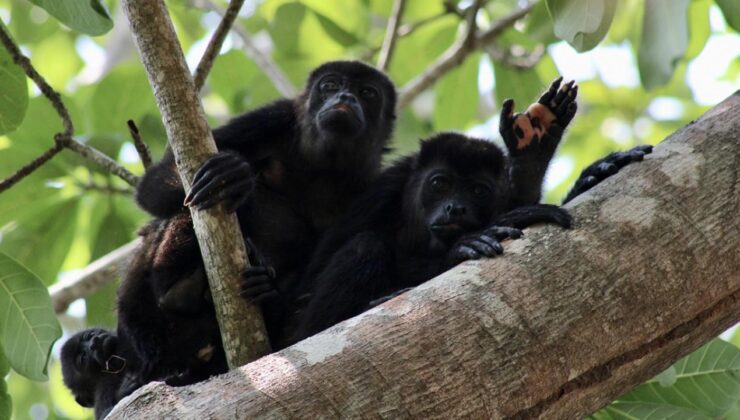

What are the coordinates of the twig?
(377, 0, 407, 71)
(0, 23, 73, 137)
(193, 0, 246, 92)
(475, 2, 537, 46)
(127, 120, 153, 169)
(397, 10, 452, 37)
(0, 22, 139, 188)
(485, 43, 545, 70)
(78, 181, 134, 195)
(0, 142, 64, 193)
(190, 0, 296, 98)
(397, 0, 485, 108)
(65, 140, 139, 185)
(50, 239, 141, 313)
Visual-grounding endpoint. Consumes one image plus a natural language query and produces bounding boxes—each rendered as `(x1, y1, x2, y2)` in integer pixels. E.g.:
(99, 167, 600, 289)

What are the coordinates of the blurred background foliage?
(0, 0, 737, 418)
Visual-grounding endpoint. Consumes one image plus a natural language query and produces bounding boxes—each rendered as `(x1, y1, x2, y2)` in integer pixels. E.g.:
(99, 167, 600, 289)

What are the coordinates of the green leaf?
(209, 51, 280, 112)
(592, 401, 711, 419)
(716, 0, 740, 32)
(28, 0, 112, 36)
(89, 65, 158, 134)
(598, 339, 740, 418)
(0, 349, 10, 420)
(638, 0, 690, 90)
(0, 252, 62, 381)
(433, 53, 480, 131)
(493, 65, 543, 114)
(0, 22, 29, 136)
(546, 0, 617, 52)
(654, 365, 677, 386)
(269, 2, 307, 55)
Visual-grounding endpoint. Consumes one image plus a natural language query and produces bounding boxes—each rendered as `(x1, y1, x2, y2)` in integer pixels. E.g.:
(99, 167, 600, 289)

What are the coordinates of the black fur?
(122, 60, 397, 367)
(293, 133, 573, 341)
(60, 328, 144, 419)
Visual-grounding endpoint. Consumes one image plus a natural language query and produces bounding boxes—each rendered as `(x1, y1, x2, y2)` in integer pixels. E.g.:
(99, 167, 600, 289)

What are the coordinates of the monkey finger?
(550, 80, 575, 108)
(189, 163, 251, 202)
(537, 76, 563, 105)
(485, 226, 522, 240)
(595, 162, 618, 177)
(455, 245, 481, 261)
(465, 238, 498, 257)
(556, 85, 578, 117)
(476, 234, 504, 254)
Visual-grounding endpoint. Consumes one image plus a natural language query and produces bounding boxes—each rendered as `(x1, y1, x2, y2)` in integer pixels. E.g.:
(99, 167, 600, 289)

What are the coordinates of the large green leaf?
(0, 22, 29, 136)
(0, 252, 62, 381)
(638, 0, 690, 90)
(433, 53, 480, 131)
(593, 339, 740, 418)
(89, 65, 158, 134)
(716, 0, 740, 32)
(28, 0, 112, 36)
(546, 0, 617, 52)
(209, 51, 281, 112)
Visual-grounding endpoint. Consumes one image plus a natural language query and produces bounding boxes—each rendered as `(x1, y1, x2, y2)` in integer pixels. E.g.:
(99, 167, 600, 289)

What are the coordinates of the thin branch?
(397, 10, 452, 37)
(485, 43, 545, 70)
(65, 140, 139, 185)
(0, 142, 64, 193)
(77, 181, 134, 195)
(190, 0, 297, 98)
(193, 0, 246, 92)
(50, 239, 141, 313)
(127, 120, 153, 169)
(377, 0, 407, 71)
(0, 23, 73, 137)
(0, 21, 139, 188)
(397, 0, 484, 108)
(397, 1, 536, 108)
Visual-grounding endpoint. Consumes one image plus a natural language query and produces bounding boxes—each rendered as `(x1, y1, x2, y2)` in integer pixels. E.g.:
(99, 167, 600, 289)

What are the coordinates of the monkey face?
(60, 328, 120, 407)
(420, 167, 498, 244)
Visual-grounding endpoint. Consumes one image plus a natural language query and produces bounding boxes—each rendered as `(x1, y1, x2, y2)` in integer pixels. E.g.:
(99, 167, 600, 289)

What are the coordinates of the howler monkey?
(60, 328, 144, 419)
(292, 133, 574, 341)
(121, 61, 397, 369)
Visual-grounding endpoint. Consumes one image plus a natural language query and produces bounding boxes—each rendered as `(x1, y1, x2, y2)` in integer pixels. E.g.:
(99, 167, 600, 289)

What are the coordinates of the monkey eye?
(472, 183, 492, 197)
(429, 174, 452, 192)
(360, 86, 378, 99)
(76, 351, 87, 369)
(320, 78, 340, 92)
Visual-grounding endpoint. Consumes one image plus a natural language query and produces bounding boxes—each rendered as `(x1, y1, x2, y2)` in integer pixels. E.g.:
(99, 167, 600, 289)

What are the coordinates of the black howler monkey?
(121, 61, 397, 368)
(60, 328, 143, 419)
(293, 133, 574, 340)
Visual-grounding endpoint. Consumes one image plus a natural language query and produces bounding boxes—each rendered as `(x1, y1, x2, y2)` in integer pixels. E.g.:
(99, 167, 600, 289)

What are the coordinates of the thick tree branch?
(110, 92, 739, 419)
(377, 0, 406, 71)
(190, 0, 297, 98)
(193, 0, 245, 92)
(398, 2, 535, 108)
(122, 0, 270, 367)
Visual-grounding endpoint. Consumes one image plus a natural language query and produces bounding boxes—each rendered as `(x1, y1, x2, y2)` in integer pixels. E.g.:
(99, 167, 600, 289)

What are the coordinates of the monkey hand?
(239, 265, 278, 304)
(183, 150, 254, 211)
(500, 76, 578, 158)
(445, 226, 522, 266)
(563, 144, 653, 204)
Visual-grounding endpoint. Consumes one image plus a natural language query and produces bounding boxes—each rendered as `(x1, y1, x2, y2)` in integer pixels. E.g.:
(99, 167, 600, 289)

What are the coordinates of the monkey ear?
(75, 394, 95, 407)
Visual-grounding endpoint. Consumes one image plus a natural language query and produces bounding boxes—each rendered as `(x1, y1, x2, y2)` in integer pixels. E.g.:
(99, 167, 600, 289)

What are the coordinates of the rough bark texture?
(121, 0, 269, 367)
(109, 92, 739, 419)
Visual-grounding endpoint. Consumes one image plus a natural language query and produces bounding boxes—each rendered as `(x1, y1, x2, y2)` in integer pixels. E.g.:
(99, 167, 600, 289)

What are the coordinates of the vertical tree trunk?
(109, 92, 739, 419)
(121, 0, 270, 367)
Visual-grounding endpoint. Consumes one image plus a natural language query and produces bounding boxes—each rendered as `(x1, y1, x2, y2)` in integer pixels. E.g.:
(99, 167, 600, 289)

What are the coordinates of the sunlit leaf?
(209, 51, 280, 112)
(302, 0, 368, 41)
(28, 0, 112, 36)
(546, 0, 617, 52)
(433, 53, 480, 131)
(591, 401, 711, 419)
(0, 22, 29, 136)
(638, 0, 690, 89)
(0, 252, 62, 381)
(716, 0, 740, 32)
(685, 0, 711, 60)
(389, 15, 458, 85)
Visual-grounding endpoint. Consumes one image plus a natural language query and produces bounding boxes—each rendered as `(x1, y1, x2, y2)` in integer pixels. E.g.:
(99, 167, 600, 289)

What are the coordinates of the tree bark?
(120, 0, 270, 367)
(109, 91, 740, 419)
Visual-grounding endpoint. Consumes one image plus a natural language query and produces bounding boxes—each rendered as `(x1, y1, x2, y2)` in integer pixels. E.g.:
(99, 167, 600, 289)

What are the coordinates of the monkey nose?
(445, 203, 466, 216)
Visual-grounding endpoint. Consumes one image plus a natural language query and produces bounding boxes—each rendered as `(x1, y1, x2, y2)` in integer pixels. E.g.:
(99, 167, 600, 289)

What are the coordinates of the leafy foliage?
(638, 0, 691, 89)
(28, 0, 112, 36)
(592, 339, 740, 419)
(546, 0, 617, 52)
(0, 252, 61, 381)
